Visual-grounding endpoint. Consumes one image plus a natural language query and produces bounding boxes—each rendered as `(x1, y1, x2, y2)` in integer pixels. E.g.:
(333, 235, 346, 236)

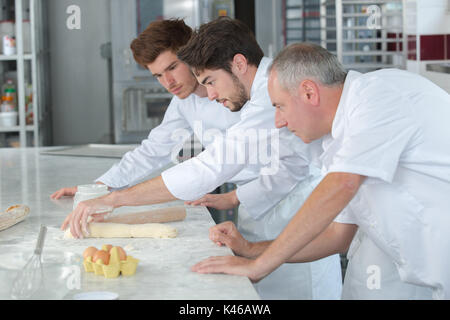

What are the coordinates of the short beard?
(227, 73, 249, 112)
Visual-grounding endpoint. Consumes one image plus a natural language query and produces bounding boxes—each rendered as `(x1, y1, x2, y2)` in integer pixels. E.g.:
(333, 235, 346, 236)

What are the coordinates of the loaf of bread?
(0, 205, 30, 231)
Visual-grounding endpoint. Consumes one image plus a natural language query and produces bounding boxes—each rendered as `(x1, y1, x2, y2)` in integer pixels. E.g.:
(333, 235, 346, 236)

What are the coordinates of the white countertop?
(0, 147, 260, 300)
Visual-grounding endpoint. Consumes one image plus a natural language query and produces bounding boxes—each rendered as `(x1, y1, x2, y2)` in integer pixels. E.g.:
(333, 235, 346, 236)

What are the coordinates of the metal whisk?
(10, 224, 47, 300)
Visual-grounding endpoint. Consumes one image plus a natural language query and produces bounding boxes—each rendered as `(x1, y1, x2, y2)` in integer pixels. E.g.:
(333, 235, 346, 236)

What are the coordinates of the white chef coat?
(341, 230, 433, 299)
(321, 69, 450, 299)
(161, 58, 315, 207)
(97, 88, 309, 216)
(96, 94, 241, 188)
(162, 57, 343, 300)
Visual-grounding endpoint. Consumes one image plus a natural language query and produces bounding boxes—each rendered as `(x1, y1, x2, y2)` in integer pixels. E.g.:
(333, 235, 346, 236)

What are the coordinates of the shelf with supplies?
(0, 0, 49, 148)
(320, 0, 405, 72)
(282, 0, 406, 72)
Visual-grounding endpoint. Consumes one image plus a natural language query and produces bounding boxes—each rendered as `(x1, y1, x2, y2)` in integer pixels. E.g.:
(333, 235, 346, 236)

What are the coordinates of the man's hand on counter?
(191, 255, 266, 283)
(185, 190, 240, 210)
(193, 221, 273, 282)
(50, 186, 78, 199)
(209, 221, 254, 257)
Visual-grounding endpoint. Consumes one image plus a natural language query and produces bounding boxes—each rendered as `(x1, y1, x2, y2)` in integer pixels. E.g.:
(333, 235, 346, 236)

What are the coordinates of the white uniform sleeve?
(327, 82, 418, 183)
(161, 104, 279, 200)
(333, 204, 357, 224)
(96, 98, 193, 188)
(236, 128, 313, 220)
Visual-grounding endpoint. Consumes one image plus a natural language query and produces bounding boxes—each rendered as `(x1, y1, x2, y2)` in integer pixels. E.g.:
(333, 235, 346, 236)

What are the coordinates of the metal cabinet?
(324, 0, 406, 72)
(284, 0, 323, 45)
(281, 0, 406, 72)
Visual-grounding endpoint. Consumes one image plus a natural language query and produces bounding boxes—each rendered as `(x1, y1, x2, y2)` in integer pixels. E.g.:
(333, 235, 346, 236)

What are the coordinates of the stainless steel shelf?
(426, 63, 450, 74)
(343, 50, 403, 56)
(286, 5, 321, 9)
(325, 0, 406, 72)
(283, 0, 406, 72)
(338, 0, 401, 4)
(0, 125, 34, 133)
(342, 26, 402, 31)
(343, 38, 402, 43)
(342, 12, 402, 18)
(0, 126, 20, 133)
(345, 63, 404, 69)
(0, 54, 33, 61)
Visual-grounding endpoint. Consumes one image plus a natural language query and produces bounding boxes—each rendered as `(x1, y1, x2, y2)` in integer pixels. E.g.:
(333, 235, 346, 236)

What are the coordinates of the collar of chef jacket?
(320, 70, 362, 173)
(251, 57, 272, 99)
(237, 57, 274, 118)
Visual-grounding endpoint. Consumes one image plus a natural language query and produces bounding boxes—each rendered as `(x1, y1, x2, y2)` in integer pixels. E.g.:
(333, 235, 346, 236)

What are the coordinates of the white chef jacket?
(322, 69, 450, 299)
(97, 81, 311, 216)
(161, 58, 317, 214)
(96, 94, 241, 187)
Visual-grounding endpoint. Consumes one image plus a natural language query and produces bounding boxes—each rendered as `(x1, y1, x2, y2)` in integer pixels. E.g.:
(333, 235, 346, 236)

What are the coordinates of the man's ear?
(231, 54, 248, 75)
(299, 80, 320, 106)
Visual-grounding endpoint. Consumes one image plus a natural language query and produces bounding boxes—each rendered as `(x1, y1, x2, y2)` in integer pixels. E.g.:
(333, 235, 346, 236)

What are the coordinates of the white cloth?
(96, 94, 241, 188)
(322, 69, 450, 299)
(342, 230, 433, 299)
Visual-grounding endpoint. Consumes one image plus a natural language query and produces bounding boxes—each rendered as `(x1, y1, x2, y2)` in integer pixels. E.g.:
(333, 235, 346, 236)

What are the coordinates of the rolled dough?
(64, 222, 177, 239)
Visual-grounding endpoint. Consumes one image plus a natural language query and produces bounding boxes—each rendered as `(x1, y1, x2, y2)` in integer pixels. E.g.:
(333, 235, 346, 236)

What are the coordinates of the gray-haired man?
(192, 43, 450, 300)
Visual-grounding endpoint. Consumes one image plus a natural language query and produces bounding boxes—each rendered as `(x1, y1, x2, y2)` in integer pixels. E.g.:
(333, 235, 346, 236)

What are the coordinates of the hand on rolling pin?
(60, 196, 114, 239)
(209, 221, 252, 257)
(185, 190, 239, 210)
(50, 186, 78, 199)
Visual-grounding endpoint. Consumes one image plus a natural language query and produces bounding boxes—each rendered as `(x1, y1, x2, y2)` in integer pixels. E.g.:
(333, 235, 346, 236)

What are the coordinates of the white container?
(3, 35, 15, 56)
(0, 21, 14, 54)
(1, 99, 15, 112)
(0, 111, 17, 127)
(73, 184, 110, 210)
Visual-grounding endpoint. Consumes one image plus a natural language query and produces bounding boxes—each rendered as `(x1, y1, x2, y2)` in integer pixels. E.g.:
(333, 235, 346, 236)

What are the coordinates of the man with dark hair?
(177, 18, 342, 299)
(60, 18, 343, 300)
(178, 17, 264, 77)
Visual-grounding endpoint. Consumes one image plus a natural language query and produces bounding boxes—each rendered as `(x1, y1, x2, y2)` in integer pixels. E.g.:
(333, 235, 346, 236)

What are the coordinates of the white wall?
(48, 0, 112, 145)
(404, 0, 450, 93)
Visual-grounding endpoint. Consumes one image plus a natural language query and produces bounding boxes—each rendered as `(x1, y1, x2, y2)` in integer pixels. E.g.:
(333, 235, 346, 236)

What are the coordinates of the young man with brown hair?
(51, 19, 240, 197)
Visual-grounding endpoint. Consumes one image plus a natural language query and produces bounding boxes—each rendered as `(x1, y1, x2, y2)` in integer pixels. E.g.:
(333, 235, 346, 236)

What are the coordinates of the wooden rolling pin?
(102, 206, 186, 224)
